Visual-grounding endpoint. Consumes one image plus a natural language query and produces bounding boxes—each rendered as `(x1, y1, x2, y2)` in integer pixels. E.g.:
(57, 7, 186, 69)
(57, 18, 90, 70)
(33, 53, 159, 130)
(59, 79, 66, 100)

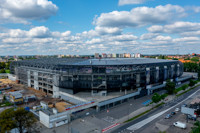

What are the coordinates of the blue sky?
(0, 0, 200, 55)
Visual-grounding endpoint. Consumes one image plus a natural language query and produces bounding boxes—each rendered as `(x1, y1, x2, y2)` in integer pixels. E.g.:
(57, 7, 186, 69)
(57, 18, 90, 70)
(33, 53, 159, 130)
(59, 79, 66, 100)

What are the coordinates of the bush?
(5, 70, 10, 73)
(182, 84, 189, 90)
(189, 80, 196, 87)
(0, 69, 5, 73)
(152, 93, 161, 103)
(173, 84, 189, 94)
(165, 80, 175, 94)
(160, 94, 168, 100)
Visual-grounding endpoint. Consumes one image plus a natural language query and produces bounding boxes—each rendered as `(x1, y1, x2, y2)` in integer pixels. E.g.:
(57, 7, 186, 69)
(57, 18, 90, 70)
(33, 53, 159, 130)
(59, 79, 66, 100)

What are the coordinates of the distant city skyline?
(0, 0, 200, 55)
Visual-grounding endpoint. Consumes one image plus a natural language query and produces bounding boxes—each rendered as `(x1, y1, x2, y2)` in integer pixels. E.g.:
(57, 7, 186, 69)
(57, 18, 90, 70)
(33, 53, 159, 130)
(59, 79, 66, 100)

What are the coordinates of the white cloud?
(140, 33, 159, 40)
(147, 25, 163, 33)
(119, 0, 147, 6)
(148, 21, 200, 33)
(153, 35, 172, 41)
(0, 0, 58, 24)
(108, 34, 138, 41)
(148, 22, 200, 36)
(93, 4, 185, 28)
(86, 38, 102, 44)
(173, 37, 200, 42)
(28, 26, 51, 38)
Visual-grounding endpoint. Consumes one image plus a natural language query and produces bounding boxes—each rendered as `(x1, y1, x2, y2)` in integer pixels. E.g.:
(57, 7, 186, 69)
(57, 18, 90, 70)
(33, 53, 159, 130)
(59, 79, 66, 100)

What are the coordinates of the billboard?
(181, 107, 195, 115)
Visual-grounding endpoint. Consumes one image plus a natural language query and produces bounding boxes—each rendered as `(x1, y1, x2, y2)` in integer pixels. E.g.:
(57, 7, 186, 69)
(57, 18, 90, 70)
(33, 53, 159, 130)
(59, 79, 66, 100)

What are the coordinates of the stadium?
(10, 58, 183, 98)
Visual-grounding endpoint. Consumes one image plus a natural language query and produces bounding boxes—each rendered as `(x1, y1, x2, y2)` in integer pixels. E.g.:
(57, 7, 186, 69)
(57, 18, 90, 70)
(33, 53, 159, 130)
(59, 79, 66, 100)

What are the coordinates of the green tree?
(197, 67, 200, 79)
(158, 55, 166, 59)
(5, 62, 10, 69)
(0, 108, 16, 133)
(0, 108, 37, 133)
(191, 57, 199, 62)
(191, 121, 200, 133)
(189, 79, 196, 87)
(165, 80, 175, 94)
(0, 69, 5, 73)
(152, 93, 161, 103)
(0, 62, 5, 69)
(14, 108, 37, 133)
(184, 63, 198, 72)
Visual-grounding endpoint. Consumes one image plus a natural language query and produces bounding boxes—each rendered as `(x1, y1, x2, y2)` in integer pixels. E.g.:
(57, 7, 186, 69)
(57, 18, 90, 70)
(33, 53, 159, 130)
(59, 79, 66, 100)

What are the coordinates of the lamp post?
(128, 103, 132, 120)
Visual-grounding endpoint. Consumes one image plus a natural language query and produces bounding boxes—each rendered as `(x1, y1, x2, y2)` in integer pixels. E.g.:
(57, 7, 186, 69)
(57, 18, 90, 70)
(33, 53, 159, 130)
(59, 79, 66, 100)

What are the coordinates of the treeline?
(184, 62, 200, 72)
(0, 62, 10, 73)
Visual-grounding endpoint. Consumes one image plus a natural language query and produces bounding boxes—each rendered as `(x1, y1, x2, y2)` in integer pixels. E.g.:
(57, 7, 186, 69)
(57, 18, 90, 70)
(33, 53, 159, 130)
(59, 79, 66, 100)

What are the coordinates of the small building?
(39, 101, 70, 128)
(101, 53, 107, 58)
(9, 91, 23, 104)
(112, 53, 117, 58)
(24, 95, 36, 103)
(94, 53, 99, 58)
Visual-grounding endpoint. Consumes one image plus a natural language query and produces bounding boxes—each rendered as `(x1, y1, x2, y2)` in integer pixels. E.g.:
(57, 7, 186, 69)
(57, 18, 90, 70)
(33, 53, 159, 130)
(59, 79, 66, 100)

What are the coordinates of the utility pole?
(128, 103, 132, 120)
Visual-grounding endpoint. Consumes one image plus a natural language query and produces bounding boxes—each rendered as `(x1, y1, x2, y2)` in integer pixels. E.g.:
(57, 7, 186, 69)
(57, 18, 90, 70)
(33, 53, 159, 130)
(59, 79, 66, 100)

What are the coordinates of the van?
(173, 121, 186, 129)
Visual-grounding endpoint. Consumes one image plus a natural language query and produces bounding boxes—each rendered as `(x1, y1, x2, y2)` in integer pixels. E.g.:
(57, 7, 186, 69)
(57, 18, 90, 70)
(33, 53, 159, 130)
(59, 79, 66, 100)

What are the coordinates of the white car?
(173, 121, 186, 129)
(175, 108, 180, 112)
(86, 112, 90, 116)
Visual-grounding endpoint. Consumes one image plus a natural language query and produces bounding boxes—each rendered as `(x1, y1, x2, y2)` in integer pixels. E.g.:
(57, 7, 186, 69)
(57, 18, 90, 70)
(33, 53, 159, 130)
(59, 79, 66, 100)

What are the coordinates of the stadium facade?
(10, 58, 183, 98)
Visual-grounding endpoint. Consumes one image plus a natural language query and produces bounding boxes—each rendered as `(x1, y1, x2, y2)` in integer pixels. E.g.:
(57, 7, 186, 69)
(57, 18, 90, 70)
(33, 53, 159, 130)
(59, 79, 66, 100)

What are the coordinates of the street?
(112, 85, 200, 133)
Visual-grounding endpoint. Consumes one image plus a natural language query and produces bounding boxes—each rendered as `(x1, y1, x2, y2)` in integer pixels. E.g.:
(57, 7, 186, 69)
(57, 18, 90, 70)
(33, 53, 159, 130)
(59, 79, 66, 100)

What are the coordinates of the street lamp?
(128, 103, 132, 120)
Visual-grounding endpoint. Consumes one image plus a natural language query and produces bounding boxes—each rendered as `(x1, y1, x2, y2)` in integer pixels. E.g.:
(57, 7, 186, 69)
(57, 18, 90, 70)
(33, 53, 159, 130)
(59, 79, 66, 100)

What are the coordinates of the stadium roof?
(16, 58, 179, 66)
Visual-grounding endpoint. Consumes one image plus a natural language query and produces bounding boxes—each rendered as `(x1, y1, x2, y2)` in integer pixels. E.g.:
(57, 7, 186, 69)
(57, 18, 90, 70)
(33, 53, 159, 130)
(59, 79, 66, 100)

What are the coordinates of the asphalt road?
(111, 85, 200, 133)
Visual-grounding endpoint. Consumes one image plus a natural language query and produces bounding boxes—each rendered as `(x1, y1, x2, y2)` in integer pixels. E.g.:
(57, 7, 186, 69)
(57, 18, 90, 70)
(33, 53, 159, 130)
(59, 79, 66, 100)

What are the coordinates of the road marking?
(102, 123, 120, 132)
(127, 88, 200, 131)
(102, 116, 117, 123)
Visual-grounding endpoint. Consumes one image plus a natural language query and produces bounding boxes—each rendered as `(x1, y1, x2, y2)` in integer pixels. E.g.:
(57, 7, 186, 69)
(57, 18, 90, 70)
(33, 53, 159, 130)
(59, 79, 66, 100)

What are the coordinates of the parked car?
(175, 108, 180, 112)
(188, 115, 196, 121)
(86, 112, 90, 116)
(171, 112, 176, 115)
(173, 121, 186, 129)
(182, 104, 187, 107)
(165, 114, 172, 119)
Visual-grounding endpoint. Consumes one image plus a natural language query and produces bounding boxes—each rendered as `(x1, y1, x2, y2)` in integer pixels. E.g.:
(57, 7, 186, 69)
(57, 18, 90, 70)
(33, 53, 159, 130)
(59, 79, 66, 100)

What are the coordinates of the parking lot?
(134, 105, 196, 133)
(133, 93, 200, 133)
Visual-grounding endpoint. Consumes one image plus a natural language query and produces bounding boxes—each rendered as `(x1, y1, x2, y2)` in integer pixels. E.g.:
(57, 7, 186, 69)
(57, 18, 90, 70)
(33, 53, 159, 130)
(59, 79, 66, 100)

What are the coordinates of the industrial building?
(10, 58, 183, 98)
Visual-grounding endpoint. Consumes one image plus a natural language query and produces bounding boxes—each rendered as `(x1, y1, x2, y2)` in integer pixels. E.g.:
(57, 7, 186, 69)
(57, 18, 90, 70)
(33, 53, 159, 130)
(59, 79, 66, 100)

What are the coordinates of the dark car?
(182, 104, 187, 107)
(171, 112, 176, 115)
(188, 115, 196, 121)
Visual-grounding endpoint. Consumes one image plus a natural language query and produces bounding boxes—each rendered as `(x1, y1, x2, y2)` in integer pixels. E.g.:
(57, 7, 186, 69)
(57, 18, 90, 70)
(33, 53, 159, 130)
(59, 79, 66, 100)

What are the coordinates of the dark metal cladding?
(10, 58, 183, 95)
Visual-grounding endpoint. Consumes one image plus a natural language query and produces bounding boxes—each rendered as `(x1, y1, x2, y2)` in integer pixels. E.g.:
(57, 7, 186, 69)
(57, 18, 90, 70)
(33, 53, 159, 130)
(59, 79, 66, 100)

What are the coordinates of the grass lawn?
(0, 101, 13, 107)
(124, 102, 164, 123)
(5, 69, 10, 73)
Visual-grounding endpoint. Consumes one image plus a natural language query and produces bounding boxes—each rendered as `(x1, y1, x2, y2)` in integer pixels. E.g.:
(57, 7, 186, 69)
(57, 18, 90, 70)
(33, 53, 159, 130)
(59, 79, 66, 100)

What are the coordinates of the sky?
(0, 0, 200, 55)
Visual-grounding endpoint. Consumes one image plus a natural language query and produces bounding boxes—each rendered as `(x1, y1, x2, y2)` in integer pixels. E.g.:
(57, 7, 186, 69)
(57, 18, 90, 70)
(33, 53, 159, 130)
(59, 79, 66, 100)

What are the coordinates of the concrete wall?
(59, 91, 88, 104)
(27, 70, 31, 87)
(59, 88, 73, 95)
(39, 110, 69, 128)
(98, 88, 141, 107)
(39, 111, 51, 128)
(33, 71, 39, 90)
(53, 85, 59, 98)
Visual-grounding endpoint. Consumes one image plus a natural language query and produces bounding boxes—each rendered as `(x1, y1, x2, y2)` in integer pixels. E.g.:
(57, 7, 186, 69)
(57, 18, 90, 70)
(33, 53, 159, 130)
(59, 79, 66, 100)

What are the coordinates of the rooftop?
(15, 58, 179, 66)
(9, 91, 22, 99)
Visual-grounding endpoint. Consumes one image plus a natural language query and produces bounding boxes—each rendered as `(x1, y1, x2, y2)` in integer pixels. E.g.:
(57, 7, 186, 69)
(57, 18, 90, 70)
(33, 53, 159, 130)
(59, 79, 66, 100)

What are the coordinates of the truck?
(173, 121, 186, 129)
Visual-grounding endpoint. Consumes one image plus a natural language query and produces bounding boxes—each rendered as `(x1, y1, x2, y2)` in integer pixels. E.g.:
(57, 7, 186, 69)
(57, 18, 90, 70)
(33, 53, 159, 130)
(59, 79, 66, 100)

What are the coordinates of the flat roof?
(15, 58, 179, 66)
(9, 91, 22, 99)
